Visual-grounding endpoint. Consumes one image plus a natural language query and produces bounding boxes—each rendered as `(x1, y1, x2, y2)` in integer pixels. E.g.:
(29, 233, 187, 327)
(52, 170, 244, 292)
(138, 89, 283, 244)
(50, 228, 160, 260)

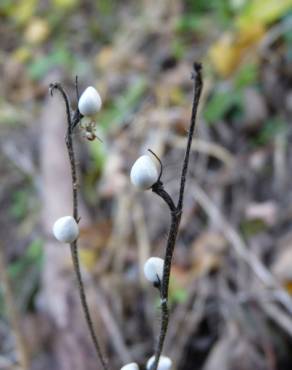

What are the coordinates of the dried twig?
(165, 278, 207, 368)
(192, 182, 292, 330)
(150, 63, 203, 370)
(0, 244, 30, 370)
(94, 288, 132, 365)
(169, 136, 235, 168)
(133, 202, 151, 286)
(49, 82, 108, 370)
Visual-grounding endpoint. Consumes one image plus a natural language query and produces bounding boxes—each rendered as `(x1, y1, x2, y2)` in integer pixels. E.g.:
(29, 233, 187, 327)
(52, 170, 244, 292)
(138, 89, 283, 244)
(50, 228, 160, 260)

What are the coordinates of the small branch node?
(160, 298, 167, 305)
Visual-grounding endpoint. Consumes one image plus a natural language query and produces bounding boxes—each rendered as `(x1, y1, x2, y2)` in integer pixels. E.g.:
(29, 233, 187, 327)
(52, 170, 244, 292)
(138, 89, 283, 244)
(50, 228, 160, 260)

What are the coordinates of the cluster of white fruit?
(120, 355, 172, 370)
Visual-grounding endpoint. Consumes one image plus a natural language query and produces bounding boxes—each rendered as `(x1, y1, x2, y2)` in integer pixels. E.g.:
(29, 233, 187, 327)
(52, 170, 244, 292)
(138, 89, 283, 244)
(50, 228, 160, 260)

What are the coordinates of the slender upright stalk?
(177, 63, 203, 211)
(150, 63, 203, 370)
(50, 83, 108, 370)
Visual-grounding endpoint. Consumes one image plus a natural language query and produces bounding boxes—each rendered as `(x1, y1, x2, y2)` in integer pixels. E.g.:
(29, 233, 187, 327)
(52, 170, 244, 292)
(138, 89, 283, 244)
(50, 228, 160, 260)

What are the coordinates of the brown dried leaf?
(191, 231, 228, 277)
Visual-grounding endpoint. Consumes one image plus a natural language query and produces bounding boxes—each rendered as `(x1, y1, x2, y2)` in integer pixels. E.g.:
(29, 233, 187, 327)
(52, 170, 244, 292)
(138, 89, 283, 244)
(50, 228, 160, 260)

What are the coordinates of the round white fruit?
(120, 363, 139, 370)
(146, 355, 172, 370)
(53, 216, 79, 243)
(78, 86, 102, 116)
(144, 257, 164, 284)
(130, 155, 159, 190)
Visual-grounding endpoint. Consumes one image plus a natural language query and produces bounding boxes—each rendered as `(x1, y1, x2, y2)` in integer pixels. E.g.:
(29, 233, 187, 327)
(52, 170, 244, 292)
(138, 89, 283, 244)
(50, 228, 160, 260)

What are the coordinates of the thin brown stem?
(69, 241, 109, 370)
(75, 75, 80, 100)
(150, 63, 203, 370)
(177, 62, 203, 211)
(50, 82, 108, 370)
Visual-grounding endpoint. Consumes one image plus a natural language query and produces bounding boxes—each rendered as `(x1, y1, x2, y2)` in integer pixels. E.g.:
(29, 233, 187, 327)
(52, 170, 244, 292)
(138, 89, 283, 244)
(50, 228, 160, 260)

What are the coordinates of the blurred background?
(1, 0, 292, 369)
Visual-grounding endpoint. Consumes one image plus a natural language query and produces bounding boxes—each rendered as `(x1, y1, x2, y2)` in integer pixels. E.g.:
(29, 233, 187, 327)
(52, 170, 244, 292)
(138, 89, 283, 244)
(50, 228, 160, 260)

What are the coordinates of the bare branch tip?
(147, 148, 163, 181)
(49, 82, 61, 96)
(193, 62, 202, 71)
(75, 75, 80, 100)
(191, 62, 203, 80)
(49, 83, 55, 96)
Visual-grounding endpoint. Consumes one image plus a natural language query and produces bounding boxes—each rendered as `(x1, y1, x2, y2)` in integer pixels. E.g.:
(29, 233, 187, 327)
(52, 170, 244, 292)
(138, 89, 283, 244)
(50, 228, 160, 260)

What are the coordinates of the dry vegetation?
(1, 1, 292, 369)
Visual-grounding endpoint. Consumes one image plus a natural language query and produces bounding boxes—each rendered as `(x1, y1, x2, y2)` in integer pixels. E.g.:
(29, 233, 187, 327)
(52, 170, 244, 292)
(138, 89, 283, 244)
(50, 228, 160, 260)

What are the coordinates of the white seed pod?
(78, 86, 102, 116)
(146, 356, 172, 370)
(130, 155, 159, 190)
(144, 257, 164, 285)
(53, 216, 79, 243)
(120, 363, 139, 370)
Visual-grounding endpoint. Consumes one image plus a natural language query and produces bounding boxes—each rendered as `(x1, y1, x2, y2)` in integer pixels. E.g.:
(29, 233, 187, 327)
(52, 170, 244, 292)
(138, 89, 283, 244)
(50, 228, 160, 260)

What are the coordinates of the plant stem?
(50, 82, 108, 370)
(150, 63, 203, 370)
(177, 63, 203, 211)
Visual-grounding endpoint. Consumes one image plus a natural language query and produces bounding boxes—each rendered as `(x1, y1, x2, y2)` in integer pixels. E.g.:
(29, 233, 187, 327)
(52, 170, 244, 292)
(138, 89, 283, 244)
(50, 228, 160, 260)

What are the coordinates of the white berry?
(78, 86, 102, 116)
(53, 216, 79, 243)
(120, 363, 139, 370)
(130, 155, 159, 190)
(144, 257, 164, 285)
(146, 356, 172, 370)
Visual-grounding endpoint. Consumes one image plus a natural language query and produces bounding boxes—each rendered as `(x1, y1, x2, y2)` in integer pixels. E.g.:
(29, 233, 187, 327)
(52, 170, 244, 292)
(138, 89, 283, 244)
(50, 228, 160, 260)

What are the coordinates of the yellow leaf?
(12, 0, 38, 25)
(191, 232, 227, 277)
(236, 23, 266, 47)
(209, 33, 239, 77)
(209, 0, 292, 77)
(94, 46, 114, 70)
(79, 248, 98, 271)
(237, 0, 292, 29)
(12, 47, 31, 63)
(24, 18, 50, 44)
(168, 86, 184, 105)
(284, 281, 292, 295)
(77, 222, 111, 271)
(52, 0, 79, 10)
(208, 24, 265, 77)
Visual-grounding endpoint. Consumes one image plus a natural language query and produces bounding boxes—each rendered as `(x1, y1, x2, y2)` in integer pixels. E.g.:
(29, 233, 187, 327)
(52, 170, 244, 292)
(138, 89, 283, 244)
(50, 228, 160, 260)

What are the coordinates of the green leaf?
(26, 239, 43, 260)
(27, 48, 72, 80)
(8, 239, 43, 279)
(98, 78, 147, 129)
(175, 15, 206, 33)
(237, 0, 292, 28)
(204, 89, 242, 123)
(254, 117, 288, 146)
(171, 288, 188, 304)
(10, 190, 30, 220)
(234, 63, 258, 88)
(241, 219, 267, 237)
(88, 140, 106, 173)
